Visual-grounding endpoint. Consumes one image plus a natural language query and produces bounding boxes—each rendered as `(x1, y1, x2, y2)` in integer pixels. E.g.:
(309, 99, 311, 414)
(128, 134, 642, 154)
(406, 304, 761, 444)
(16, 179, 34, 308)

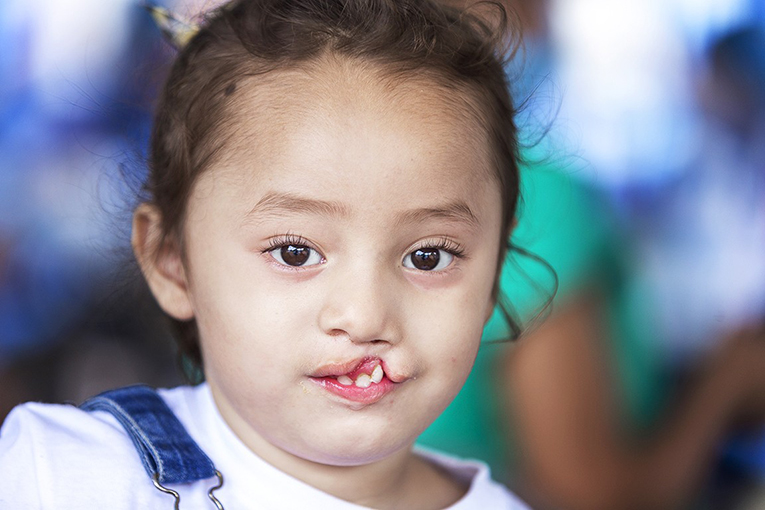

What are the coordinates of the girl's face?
(156, 63, 502, 470)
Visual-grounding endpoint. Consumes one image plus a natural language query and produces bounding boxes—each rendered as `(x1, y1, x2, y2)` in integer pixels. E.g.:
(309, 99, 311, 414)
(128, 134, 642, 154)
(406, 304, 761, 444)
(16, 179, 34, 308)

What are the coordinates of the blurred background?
(0, 0, 764, 508)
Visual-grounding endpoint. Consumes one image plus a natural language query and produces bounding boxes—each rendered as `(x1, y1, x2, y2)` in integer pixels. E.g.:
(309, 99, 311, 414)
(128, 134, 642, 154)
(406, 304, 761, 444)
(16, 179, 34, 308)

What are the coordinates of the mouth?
(309, 357, 398, 405)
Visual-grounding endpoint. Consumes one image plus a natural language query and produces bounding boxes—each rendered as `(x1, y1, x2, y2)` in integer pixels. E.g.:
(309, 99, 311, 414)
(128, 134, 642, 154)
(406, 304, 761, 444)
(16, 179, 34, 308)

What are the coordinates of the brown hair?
(144, 0, 522, 374)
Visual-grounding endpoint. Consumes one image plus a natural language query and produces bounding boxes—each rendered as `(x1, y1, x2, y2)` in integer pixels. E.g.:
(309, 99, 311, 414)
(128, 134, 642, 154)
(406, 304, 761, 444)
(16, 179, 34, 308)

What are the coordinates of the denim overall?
(80, 385, 225, 509)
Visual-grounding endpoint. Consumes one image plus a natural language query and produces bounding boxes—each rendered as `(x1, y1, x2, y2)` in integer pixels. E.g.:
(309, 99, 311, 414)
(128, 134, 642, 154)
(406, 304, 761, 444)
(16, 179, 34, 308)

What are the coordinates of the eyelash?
(411, 237, 466, 259)
(265, 233, 314, 252)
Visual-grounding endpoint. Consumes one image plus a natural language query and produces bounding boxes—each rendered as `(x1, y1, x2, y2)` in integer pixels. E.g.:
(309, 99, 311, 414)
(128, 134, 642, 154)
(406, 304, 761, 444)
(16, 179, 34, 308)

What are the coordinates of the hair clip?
(142, 2, 201, 50)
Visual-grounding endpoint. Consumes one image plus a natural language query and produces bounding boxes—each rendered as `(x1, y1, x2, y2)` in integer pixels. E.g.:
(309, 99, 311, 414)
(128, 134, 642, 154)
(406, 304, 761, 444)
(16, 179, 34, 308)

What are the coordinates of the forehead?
(193, 57, 498, 216)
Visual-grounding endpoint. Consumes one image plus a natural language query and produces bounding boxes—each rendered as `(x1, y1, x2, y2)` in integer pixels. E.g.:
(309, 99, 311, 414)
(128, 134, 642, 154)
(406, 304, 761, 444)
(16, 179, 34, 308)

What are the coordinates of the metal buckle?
(152, 470, 225, 509)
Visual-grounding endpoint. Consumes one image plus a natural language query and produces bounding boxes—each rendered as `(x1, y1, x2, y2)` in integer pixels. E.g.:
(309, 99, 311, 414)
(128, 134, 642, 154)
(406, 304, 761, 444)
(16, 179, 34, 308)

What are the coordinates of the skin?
(133, 58, 503, 510)
(506, 290, 765, 510)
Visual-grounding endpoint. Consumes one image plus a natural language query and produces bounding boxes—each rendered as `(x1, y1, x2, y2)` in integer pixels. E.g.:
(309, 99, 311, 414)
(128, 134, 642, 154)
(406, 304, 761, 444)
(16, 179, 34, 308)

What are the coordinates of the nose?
(317, 263, 400, 345)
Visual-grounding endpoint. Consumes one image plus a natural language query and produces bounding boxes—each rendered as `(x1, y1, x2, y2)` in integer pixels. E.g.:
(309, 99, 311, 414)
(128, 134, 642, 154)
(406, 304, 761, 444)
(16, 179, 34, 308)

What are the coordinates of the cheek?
(409, 287, 488, 366)
(187, 252, 318, 391)
(423, 266, 497, 373)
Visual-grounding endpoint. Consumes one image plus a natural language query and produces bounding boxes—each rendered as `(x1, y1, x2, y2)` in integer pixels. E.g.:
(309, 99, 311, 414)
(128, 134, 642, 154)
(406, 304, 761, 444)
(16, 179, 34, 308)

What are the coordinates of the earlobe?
(132, 204, 194, 321)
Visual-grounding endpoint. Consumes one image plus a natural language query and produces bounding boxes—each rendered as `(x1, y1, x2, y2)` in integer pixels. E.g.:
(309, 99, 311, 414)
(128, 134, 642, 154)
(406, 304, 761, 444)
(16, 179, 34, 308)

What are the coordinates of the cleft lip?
(309, 357, 409, 405)
(381, 361, 408, 384)
(310, 356, 382, 379)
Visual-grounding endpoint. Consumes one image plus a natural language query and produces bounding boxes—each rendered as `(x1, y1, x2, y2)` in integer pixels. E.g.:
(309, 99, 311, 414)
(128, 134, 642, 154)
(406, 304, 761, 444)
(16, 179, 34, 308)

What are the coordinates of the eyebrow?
(394, 201, 480, 230)
(243, 192, 351, 223)
(243, 191, 480, 229)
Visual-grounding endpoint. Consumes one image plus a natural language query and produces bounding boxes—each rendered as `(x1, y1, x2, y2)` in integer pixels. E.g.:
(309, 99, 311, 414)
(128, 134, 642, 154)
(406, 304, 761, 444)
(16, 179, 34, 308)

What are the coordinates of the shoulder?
(0, 399, 135, 466)
(0, 400, 138, 508)
(154, 383, 209, 423)
(0, 386, 203, 509)
(416, 448, 532, 510)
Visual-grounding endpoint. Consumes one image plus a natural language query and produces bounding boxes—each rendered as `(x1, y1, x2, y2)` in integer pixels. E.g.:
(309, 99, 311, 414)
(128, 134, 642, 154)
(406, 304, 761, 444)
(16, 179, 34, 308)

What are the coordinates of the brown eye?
(404, 248, 454, 271)
(281, 245, 310, 266)
(411, 249, 439, 270)
(270, 243, 323, 267)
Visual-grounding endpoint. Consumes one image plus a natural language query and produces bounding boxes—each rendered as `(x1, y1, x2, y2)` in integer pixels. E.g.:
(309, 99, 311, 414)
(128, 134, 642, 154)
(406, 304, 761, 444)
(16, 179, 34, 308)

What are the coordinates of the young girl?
(0, 0, 530, 508)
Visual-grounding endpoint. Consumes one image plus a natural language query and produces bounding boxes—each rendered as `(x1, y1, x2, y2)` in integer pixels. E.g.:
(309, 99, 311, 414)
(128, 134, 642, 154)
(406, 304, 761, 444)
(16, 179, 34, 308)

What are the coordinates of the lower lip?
(311, 376, 396, 405)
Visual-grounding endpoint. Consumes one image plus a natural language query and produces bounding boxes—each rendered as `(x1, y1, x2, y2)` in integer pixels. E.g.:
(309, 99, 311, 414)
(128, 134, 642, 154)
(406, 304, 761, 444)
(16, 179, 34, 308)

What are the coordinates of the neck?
(210, 387, 466, 509)
(249, 440, 466, 510)
(285, 448, 416, 507)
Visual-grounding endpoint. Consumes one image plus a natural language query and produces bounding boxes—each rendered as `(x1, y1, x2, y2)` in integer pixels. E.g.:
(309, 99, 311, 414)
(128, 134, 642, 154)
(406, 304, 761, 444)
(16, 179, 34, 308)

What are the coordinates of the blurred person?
(420, 3, 765, 510)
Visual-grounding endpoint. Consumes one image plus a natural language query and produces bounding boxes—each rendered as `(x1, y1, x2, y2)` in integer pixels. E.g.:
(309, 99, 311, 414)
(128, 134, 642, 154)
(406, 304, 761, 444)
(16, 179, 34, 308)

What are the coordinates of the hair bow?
(142, 3, 201, 49)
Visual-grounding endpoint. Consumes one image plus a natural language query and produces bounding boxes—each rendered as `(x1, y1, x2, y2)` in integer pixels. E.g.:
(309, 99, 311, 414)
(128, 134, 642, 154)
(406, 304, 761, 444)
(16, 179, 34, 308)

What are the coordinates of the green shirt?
(417, 162, 666, 481)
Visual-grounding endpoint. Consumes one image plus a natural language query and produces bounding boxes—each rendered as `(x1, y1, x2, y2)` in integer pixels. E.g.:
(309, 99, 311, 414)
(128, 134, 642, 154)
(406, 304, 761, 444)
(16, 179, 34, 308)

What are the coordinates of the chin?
(285, 429, 416, 467)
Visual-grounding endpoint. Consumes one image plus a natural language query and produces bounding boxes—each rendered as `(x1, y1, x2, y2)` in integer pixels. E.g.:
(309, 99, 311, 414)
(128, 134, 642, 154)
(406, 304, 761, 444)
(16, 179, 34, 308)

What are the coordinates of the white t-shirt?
(0, 384, 529, 509)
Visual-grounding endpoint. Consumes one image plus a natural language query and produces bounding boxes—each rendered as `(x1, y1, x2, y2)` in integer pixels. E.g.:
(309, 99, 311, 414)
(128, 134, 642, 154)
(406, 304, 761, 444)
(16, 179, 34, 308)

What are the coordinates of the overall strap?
(80, 385, 217, 485)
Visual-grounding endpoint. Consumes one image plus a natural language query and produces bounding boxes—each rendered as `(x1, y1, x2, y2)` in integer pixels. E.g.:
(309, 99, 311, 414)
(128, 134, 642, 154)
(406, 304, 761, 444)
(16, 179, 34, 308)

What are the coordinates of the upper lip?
(309, 356, 379, 378)
(309, 356, 407, 383)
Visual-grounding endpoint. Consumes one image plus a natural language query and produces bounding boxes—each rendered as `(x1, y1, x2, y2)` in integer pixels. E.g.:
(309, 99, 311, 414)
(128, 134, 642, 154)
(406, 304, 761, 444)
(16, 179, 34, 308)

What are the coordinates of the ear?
(132, 204, 194, 321)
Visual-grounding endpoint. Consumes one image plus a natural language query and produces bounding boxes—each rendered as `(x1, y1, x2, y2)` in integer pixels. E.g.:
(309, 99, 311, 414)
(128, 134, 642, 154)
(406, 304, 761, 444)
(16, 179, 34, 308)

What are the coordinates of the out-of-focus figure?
(421, 1, 765, 509)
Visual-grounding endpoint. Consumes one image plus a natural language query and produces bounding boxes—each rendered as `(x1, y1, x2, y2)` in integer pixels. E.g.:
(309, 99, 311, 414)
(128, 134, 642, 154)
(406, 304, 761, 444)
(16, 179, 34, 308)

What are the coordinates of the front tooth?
(337, 375, 353, 386)
(371, 365, 383, 384)
(355, 373, 372, 388)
